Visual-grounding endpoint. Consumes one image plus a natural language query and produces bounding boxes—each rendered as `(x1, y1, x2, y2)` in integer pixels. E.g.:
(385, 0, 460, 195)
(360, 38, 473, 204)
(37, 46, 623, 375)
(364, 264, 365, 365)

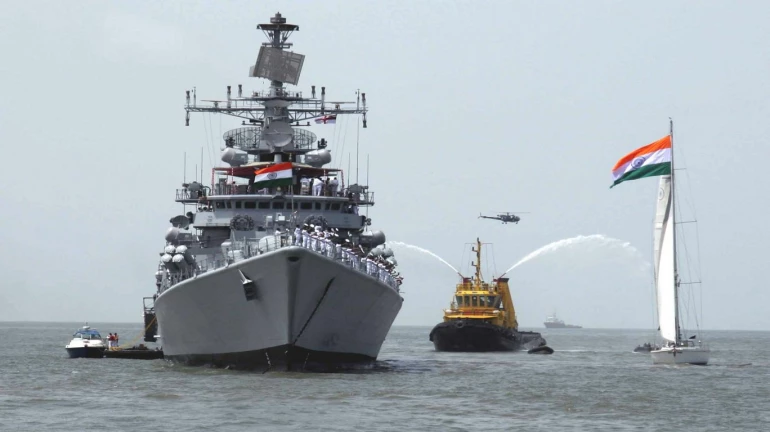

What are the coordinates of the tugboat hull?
(429, 320, 545, 352)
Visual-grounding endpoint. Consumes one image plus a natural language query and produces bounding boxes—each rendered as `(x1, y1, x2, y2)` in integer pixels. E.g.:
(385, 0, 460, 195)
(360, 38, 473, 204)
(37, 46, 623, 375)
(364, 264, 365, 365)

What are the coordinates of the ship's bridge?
(452, 291, 503, 309)
(175, 162, 375, 207)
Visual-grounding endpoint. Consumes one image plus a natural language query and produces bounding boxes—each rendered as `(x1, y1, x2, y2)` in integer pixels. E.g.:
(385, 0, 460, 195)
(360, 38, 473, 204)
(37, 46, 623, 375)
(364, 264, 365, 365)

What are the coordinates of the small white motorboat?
(65, 325, 106, 358)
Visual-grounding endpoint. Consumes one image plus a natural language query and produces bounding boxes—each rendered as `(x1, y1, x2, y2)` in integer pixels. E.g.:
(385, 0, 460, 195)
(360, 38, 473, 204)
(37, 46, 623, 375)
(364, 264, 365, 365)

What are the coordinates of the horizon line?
(0, 320, 764, 333)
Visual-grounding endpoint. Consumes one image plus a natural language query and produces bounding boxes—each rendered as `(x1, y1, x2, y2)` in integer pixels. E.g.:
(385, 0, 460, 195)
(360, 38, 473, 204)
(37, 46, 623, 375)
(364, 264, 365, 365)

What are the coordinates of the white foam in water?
(389, 241, 460, 274)
(502, 234, 649, 275)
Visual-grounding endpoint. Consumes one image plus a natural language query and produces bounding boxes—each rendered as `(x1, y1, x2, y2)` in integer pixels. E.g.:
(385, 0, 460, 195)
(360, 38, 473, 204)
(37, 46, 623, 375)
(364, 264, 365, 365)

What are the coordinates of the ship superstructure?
(145, 12, 403, 371)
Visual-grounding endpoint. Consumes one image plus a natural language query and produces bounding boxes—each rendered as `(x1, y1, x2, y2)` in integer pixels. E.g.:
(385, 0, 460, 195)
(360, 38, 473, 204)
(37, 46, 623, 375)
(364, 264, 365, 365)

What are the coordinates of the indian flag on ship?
(610, 135, 672, 188)
(253, 162, 294, 189)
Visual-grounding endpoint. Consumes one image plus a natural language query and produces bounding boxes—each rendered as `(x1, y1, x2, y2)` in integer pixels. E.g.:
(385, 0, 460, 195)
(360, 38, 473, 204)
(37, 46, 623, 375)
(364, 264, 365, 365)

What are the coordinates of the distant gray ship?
(143, 12, 403, 371)
(543, 312, 582, 329)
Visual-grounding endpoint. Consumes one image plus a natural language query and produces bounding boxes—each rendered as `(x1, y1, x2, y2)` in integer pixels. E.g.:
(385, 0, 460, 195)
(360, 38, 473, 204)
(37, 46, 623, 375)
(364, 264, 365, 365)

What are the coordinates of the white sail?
(654, 175, 678, 342)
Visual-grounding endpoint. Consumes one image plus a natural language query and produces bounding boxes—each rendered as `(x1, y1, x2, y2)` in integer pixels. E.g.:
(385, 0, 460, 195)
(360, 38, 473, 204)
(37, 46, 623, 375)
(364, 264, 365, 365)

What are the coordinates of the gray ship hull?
(155, 246, 403, 371)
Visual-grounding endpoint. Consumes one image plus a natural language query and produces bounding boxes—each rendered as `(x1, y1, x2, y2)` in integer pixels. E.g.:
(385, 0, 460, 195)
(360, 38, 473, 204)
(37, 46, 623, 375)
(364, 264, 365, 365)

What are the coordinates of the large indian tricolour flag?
(253, 162, 294, 189)
(610, 135, 672, 188)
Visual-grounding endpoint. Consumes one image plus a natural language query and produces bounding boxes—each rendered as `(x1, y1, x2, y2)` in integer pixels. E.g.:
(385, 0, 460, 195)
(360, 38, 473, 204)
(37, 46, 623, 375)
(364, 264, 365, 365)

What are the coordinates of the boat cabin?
(72, 328, 103, 341)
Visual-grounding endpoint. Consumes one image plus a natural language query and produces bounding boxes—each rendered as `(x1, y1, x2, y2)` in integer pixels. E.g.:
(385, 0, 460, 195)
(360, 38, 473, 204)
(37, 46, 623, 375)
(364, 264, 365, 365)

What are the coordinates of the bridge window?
(455, 295, 463, 307)
(300, 202, 312, 210)
(215, 202, 225, 209)
(471, 295, 478, 307)
(226, 201, 232, 209)
(235, 201, 242, 209)
(331, 203, 341, 211)
(244, 202, 256, 209)
(258, 202, 270, 209)
(314, 202, 322, 210)
(272, 202, 285, 209)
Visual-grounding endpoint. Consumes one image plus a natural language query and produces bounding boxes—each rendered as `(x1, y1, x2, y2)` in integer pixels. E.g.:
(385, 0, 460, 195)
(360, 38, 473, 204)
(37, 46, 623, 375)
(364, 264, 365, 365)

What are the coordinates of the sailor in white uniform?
(294, 225, 302, 245)
(329, 177, 339, 196)
(319, 231, 327, 254)
(312, 178, 323, 196)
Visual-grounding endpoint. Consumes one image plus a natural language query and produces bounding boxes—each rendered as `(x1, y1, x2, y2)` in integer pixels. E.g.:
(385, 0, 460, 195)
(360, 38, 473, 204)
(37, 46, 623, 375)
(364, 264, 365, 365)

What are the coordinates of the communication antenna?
(366, 154, 370, 218)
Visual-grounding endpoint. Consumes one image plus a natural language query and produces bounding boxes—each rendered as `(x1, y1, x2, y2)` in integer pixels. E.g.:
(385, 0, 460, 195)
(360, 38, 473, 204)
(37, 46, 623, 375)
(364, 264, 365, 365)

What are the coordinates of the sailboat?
(611, 119, 709, 365)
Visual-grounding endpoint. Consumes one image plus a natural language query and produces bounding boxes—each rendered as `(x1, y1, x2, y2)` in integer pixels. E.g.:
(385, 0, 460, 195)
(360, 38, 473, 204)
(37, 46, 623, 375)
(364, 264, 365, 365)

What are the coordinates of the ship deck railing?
(175, 187, 374, 206)
(159, 233, 399, 294)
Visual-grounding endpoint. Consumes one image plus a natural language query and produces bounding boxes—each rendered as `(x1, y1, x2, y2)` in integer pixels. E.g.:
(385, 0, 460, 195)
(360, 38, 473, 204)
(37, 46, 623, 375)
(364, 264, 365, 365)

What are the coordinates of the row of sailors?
(289, 225, 402, 289)
(300, 177, 339, 197)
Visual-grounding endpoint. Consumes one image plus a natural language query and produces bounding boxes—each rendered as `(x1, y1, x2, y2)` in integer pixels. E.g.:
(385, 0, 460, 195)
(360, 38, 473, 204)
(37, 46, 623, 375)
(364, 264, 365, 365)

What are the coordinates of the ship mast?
(471, 238, 483, 288)
(183, 12, 368, 128)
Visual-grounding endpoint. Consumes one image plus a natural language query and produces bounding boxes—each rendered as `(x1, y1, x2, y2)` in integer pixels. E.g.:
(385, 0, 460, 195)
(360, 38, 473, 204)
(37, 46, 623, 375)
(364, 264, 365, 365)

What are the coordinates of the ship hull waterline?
(154, 246, 403, 371)
(429, 320, 546, 352)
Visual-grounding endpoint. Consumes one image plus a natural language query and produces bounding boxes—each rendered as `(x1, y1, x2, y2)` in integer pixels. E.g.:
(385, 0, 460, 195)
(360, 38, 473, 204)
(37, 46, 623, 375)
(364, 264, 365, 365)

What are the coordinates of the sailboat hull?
(651, 346, 709, 365)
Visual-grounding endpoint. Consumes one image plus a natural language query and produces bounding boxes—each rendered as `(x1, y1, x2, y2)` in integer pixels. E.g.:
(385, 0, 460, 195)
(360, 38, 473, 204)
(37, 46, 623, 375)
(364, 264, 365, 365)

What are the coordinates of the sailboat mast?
(669, 118, 681, 344)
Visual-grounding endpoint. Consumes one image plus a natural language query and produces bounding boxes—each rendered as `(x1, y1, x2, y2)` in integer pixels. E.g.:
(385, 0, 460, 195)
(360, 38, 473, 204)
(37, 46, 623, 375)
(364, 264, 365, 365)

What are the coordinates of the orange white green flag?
(610, 135, 672, 188)
(253, 162, 294, 189)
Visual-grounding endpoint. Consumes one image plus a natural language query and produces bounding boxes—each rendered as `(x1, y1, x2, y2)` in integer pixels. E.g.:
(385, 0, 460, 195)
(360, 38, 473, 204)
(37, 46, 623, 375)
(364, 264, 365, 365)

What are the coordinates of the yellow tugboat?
(429, 238, 548, 352)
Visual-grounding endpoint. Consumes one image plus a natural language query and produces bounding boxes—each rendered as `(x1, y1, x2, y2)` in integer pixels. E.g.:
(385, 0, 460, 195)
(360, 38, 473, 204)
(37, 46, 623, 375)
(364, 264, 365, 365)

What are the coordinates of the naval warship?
(143, 12, 403, 371)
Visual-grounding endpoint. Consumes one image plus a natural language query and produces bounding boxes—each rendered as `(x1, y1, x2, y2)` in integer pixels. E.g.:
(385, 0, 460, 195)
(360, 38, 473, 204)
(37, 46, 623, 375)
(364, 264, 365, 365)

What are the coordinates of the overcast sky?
(1, 1, 768, 331)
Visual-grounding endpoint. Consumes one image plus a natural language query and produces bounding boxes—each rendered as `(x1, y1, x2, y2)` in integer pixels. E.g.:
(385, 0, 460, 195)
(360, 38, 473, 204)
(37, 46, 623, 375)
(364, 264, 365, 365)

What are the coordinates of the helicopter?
(478, 212, 529, 224)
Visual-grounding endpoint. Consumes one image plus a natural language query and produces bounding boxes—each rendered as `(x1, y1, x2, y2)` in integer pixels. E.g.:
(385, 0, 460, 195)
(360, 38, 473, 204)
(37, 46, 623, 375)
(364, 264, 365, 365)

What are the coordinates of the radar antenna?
(184, 12, 368, 131)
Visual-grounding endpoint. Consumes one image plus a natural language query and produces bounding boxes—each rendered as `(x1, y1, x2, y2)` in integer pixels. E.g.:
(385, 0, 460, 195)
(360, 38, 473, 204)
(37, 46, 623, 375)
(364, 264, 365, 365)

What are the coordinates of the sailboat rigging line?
(679, 196, 699, 335)
(647, 210, 660, 342)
